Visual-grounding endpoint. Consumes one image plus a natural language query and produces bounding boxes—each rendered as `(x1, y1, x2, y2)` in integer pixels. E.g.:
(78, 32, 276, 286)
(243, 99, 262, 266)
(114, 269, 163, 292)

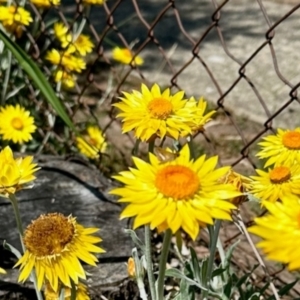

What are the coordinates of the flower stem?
(157, 229, 172, 300)
(202, 220, 222, 300)
(9, 194, 24, 245)
(8, 194, 43, 300)
(144, 225, 156, 300)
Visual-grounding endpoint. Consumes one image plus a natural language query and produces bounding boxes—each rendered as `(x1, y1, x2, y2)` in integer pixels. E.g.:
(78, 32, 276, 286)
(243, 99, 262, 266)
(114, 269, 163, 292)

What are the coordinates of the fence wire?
(4, 0, 300, 297)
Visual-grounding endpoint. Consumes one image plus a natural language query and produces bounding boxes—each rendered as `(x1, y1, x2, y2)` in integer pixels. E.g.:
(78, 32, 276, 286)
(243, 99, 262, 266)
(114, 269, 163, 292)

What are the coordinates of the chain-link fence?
(3, 0, 300, 297)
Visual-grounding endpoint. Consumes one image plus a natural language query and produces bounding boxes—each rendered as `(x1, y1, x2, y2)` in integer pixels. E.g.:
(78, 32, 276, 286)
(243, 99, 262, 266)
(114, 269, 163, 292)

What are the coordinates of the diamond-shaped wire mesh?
(2, 0, 300, 297)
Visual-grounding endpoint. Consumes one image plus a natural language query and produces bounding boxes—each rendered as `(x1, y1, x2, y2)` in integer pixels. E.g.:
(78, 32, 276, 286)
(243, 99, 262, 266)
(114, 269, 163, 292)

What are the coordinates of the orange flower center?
(269, 166, 291, 184)
(123, 49, 133, 58)
(282, 131, 300, 150)
(148, 98, 173, 120)
(155, 165, 199, 200)
(11, 117, 24, 130)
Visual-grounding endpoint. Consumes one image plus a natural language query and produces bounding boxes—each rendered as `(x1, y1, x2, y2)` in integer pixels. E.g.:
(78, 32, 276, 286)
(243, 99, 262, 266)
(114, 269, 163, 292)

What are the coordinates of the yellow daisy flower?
(54, 23, 94, 56)
(0, 267, 6, 274)
(45, 49, 86, 73)
(54, 22, 72, 44)
(249, 200, 300, 270)
(110, 144, 241, 240)
(44, 281, 89, 300)
(257, 128, 300, 167)
(0, 146, 40, 197)
(0, 104, 36, 144)
(112, 47, 143, 66)
(30, 0, 60, 8)
(114, 84, 198, 141)
(187, 97, 216, 133)
(54, 69, 76, 88)
(76, 126, 107, 159)
(250, 164, 300, 203)
(16, 213, 105, 292)
(0, 6, 32, 36)
(82, 0, 105, 5)
(71, 34, 94, 56)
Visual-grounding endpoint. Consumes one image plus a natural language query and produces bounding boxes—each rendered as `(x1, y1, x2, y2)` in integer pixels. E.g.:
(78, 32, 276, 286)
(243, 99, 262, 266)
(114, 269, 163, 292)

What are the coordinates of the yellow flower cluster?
(248, 128, 300, 270)
(46, 23, 94, 88)
(250, 128, 300, 204)
(0, 5, 32, 37)
(111, 83, 246, 240)
(114, 84, 215, 141)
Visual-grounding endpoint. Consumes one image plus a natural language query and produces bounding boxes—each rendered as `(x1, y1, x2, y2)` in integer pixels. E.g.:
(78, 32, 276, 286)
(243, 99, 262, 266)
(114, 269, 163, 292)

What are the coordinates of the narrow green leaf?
(190, 247, 201, 284)
(0, 29, 76, 132)
(3, 240, 22, 259)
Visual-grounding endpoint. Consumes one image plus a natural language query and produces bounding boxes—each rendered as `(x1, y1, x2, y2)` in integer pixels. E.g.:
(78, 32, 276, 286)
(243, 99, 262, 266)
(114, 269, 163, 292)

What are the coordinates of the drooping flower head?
(257, 128, 300, 167)
(76, 126, 107, 159)
(0, 6, 32, 37)
(54, 23, 94, 56)
(16, 213, 105, 292)
(114, 84, 198, 142)
(0, 104, 36, 144)
(249, 200, 300, 270)
(220, 169, 251, 206)
(110, 144, 241, 240)
(30, 0, 60, 8)
(250, 164, 300, 203)
(45, 49, 86, 73)
(112, 47, 143, 66)
(0, 146, 40, 197)
(44, 281, 90, 300)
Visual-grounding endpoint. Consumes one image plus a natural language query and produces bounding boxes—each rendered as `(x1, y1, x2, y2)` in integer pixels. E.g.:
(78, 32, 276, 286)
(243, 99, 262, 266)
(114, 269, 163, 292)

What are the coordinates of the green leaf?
(212, 268, 226, 278)
(124, 229, 145, 252)
(190, 247, 201, 284)
(3, 240, 22, 259)
(224, 239, 240, 270)
(0, 29, 76, 132)
(179, 277, 190, 300)
(266, 279, 298, 300)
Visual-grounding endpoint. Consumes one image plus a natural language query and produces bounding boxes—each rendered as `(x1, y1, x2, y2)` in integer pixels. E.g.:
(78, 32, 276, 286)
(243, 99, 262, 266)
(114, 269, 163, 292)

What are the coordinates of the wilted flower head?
(16, 213, 105, 292)
(0, 146, 40, 197)
(220, 169, 251, 206)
